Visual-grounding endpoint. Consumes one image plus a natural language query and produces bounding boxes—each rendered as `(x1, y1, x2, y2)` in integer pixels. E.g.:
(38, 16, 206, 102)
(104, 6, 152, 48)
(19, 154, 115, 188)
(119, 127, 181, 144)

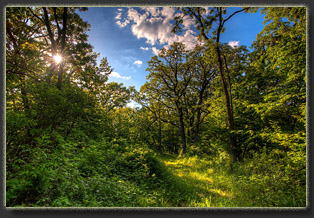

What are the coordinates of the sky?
(77, 7, 266, 98)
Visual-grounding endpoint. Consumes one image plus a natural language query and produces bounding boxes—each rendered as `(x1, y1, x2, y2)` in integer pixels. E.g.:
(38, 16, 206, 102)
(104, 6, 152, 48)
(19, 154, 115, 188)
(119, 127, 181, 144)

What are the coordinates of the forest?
(5, 7, 306, 207)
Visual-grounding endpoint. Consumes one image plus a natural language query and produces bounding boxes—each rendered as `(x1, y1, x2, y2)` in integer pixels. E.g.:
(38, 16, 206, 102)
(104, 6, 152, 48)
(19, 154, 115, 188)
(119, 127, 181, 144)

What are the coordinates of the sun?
(53, 54, 62, 64)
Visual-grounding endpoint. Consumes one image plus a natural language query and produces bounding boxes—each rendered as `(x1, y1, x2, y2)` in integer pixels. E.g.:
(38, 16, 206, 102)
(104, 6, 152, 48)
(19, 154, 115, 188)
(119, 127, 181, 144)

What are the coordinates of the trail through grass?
(156, 154, 238, 207)
(155, 152, 306, 207)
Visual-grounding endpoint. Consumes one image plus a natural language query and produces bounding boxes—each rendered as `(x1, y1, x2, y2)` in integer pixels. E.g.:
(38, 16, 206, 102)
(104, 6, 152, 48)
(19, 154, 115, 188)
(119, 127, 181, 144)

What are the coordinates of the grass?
(152, 151, 306, 207)
(7, 138, 306, 207)
(156, 154, 238, 207)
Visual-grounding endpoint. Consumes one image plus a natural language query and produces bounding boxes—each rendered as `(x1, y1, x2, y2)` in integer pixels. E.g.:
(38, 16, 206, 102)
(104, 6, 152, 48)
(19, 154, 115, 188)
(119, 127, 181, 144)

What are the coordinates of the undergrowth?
(6, 136, 306, 207)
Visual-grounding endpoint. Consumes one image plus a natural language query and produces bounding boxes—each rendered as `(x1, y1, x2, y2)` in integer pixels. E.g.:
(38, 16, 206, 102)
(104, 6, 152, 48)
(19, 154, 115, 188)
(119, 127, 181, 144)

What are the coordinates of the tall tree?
(173, 7, 246, 161)
(183, 44, 216, 144)
(27, 7, 93, 90)
(6, 7, 115, 147)
(143, 43, 193, 154)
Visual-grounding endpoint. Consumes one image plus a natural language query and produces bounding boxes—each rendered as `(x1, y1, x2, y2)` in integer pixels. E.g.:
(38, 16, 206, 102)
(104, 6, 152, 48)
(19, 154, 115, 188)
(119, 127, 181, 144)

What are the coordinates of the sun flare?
(53, 54, 62, 64)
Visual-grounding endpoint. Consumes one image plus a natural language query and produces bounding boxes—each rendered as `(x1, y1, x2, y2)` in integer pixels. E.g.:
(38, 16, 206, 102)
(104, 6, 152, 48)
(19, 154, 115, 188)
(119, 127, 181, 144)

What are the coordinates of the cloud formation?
(152, 47, 160, 56)
(115, 12, 122, 20)
(140, 45, 169, 56)
(114, 7, 199, 50)
(228, 41, 240, 48)
(133, 60, 143, 65)
(109, 71, 131, 80)
(115, 8, 130, 28)
(140, 47, 150, 51)
(116, 20, 130, 28)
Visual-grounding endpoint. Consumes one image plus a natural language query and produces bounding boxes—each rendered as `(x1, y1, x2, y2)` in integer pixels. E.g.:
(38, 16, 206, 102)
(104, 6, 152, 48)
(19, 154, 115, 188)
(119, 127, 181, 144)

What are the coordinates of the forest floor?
(156, 154, 239, 207)
(6, 140, 305, 207)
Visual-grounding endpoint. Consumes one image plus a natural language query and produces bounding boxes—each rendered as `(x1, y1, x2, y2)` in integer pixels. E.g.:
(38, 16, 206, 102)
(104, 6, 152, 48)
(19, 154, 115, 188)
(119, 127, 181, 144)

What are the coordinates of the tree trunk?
(57, 7, 67, 90)
(211, 8, 237, 162)
(20, 77, 29, 111)
(158, 119, 162, 150)
(194, 107, 201, 144)
(57, 63, 64, 90)
(43, 7, 58, 85)
(65, 118, 76, 141)
(216, 45, 237, 162)
(223, 54, 234, 117)
(179, 108, 187, 154)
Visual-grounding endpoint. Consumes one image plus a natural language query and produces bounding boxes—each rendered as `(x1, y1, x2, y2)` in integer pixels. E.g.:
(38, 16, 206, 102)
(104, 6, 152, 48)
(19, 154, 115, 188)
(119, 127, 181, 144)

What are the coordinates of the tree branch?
(43, 7, 57, 54)
(53, 8, 62, 44)
(28, 7, 44, 23)
(222, 8, 246, 25)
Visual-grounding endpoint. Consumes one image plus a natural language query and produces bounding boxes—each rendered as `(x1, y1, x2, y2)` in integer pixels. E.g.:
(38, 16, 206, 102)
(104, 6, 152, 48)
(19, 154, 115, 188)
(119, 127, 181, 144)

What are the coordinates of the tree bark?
(178, 108, 187, 154)
(57, 7, 67, 90)
(212, 7, 238, 162)
(215, 31, 237, 162)
(223, 54, 234, 117)
(158, 119, 162, 150)
(193, 83, 207, 144)
(194, 107, 201, 144)
(43, 7, 57, 84)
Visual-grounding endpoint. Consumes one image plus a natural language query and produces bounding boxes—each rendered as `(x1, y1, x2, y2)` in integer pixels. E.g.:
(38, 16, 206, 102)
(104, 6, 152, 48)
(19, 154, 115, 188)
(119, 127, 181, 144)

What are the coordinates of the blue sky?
(78, 7, 266, 92)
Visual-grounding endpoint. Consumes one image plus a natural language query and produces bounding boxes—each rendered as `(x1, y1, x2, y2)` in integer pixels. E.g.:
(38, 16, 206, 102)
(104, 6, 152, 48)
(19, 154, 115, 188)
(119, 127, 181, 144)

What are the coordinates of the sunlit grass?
(158, 154, 236, 207)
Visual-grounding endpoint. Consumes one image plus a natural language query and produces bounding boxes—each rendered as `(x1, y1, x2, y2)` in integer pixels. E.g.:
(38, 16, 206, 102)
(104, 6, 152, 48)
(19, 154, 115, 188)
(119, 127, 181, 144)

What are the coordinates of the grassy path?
(157, 154, 237, 207)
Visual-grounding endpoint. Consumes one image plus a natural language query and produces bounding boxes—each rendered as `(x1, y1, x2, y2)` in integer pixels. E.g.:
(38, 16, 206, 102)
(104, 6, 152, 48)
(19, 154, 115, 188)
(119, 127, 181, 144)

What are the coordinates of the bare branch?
(222, 8, 245, 25)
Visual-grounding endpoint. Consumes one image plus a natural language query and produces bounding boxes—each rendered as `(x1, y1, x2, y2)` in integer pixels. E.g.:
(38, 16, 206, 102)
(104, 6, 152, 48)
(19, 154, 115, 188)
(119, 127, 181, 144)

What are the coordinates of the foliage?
(6, 6, 306, 207)
(7, 136, 166, 207)
(231, 147, 306, 207)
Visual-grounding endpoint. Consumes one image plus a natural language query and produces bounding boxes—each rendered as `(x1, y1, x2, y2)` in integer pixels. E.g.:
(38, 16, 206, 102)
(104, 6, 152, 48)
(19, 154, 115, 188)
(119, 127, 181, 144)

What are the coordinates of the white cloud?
(229, 41, 240, 48)
(182, 14, 195, 30)
(140, 46, 150, 51)
(115, 12, 122, 20)
(133, 60, 143, 65)
(161, 7, 175, 21)
(177, 29, 199, 50)
(115, 8, 130, 28)
(116, 19, 130, 28)
(109, 71, 131, 80)
(130, 16, 163, 45)
(139, 46, 162, 56)
(163, 45, 170, 50)
(204, 7, 211, 15)
(115, 7, 199, 50)
(141, 7, 160, 17)
(152, 47, 160, 56)
(99, 71, 108, 76)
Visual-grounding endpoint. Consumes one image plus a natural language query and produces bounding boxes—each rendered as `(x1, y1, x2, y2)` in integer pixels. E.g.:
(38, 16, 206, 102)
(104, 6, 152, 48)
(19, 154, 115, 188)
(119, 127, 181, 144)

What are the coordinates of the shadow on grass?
(152, 154, 235, 207)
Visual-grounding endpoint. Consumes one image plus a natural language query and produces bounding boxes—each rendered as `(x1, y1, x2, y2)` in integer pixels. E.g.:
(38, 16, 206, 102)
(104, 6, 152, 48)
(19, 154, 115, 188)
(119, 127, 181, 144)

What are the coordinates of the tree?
(6, 7, 50, 151)
(247, 7, 306, 150)
(142, 43, 194, 154)
(140, 43, 217, 154)
(182, 44, 216, 144)
(173, 7, 247, 161)
(5, 7, 116, 152)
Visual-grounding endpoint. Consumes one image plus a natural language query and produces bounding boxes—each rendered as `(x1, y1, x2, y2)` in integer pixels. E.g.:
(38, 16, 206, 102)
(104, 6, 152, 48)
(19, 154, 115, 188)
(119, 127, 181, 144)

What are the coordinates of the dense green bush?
(6, 134, 170, 207)
(230, 147, 306, 207)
